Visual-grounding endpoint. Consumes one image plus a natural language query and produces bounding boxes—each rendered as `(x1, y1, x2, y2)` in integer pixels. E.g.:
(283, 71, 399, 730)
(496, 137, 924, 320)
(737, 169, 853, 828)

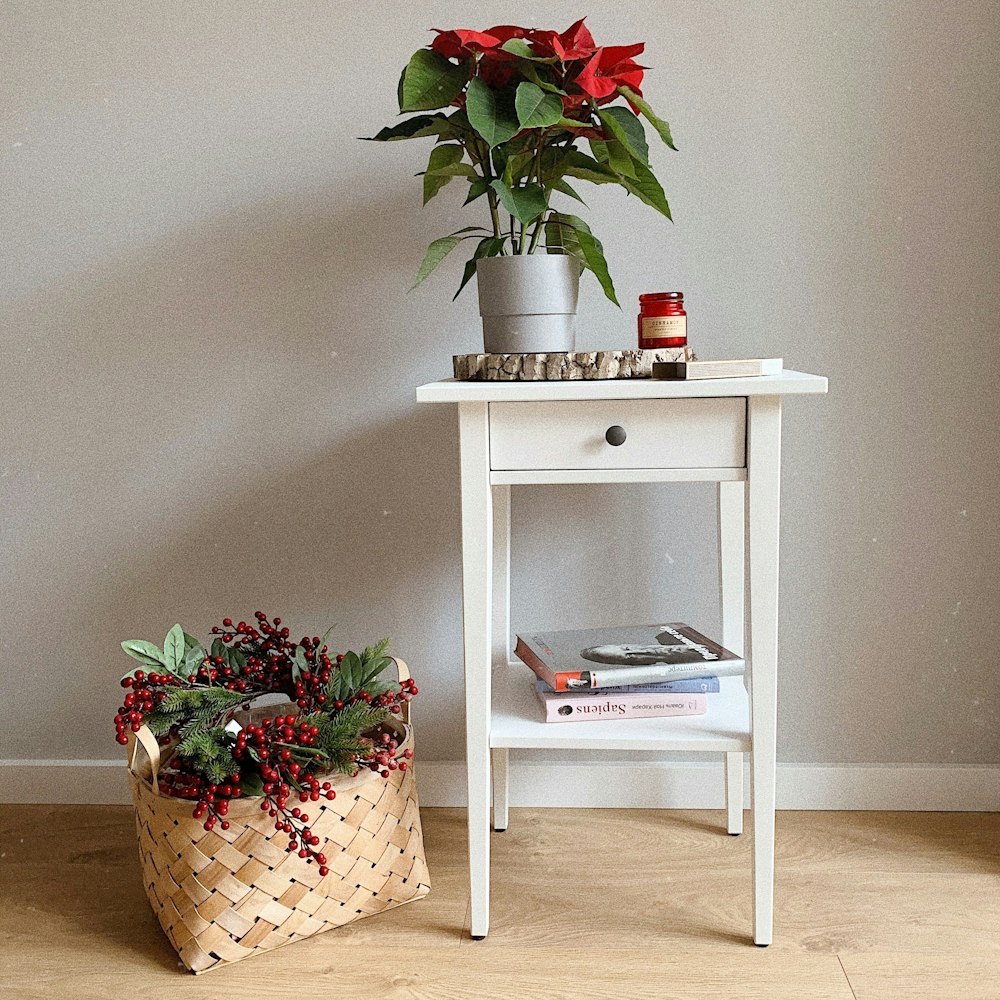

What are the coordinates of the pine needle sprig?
(144, 709, 184, 736)
(314, 701, 391, 775)
(143, 688, 246, 738)
(175, 726, 235, 784)
(362, 637, 391, 664)
(160, 687, 247, 716)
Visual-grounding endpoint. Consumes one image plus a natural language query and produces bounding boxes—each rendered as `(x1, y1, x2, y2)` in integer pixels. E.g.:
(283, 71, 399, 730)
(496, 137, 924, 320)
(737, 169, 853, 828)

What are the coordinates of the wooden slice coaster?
(453, 346, 694, 381)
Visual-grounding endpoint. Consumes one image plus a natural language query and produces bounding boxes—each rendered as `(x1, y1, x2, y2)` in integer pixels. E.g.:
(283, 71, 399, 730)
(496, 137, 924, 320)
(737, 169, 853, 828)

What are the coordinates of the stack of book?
(514, 623, 744, 723)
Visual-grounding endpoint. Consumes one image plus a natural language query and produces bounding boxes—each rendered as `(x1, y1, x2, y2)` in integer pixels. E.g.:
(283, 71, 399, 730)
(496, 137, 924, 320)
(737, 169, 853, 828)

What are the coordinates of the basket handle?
(390, 656, 411, 725)
(127, 725, 162, 796)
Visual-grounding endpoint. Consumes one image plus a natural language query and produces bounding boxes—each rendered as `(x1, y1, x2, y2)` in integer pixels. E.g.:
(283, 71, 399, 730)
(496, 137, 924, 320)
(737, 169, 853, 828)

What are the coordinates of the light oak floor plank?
(0, 805, 996, 999)
(840, 952, 1000, 1000)
(0, 949, 857, 1000)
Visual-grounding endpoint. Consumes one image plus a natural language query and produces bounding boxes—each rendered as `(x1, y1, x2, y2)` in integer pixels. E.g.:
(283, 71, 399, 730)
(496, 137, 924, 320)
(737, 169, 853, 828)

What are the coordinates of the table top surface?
(416, 369, 828, 403)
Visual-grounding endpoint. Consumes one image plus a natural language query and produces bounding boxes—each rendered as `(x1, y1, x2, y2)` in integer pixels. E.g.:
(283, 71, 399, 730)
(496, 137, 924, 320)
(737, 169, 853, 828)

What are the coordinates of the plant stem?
(526, 132, 548, 254)
(468, 138, 503, 243)
(510, 214, 518, 252)
(486, 189, 502, 241)
(527, 218, 544, 253)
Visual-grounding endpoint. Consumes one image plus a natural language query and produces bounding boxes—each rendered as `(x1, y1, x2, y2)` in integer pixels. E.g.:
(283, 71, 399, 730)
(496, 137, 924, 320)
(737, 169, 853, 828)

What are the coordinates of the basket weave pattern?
(127, 664, 430, 973)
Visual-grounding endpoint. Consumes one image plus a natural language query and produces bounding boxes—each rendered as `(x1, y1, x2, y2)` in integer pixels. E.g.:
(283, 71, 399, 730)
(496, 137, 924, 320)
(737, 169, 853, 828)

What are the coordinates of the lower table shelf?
(489, 666, 752, 752)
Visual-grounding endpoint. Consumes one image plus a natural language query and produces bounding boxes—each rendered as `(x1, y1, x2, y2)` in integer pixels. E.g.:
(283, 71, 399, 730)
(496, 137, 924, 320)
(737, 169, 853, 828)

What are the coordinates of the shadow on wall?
(6, 184, 467, 759)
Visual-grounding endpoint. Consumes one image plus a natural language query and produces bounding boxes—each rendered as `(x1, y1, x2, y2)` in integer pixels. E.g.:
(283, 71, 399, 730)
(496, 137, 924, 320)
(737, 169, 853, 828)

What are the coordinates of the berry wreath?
(114, 611, 418, 876)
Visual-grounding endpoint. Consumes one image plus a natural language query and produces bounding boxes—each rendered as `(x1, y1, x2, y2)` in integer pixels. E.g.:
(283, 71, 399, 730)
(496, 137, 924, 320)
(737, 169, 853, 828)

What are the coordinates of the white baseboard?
(2, 758, 998, 811)
(417, 760, 1000, 811)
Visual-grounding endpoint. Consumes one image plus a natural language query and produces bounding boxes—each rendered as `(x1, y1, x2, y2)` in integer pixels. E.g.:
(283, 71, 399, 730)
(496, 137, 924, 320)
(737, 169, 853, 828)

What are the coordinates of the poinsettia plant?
(365, 18, 677, 304)
(114, 612, 417, 873)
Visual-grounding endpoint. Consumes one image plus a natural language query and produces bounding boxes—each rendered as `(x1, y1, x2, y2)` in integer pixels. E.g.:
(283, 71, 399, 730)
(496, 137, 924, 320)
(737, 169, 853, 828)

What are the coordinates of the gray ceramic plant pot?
(476, 254, 580, 354)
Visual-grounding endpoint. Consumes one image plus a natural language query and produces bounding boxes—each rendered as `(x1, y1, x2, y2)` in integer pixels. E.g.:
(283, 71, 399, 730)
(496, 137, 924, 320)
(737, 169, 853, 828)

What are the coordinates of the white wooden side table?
(416, 371, 828, 945)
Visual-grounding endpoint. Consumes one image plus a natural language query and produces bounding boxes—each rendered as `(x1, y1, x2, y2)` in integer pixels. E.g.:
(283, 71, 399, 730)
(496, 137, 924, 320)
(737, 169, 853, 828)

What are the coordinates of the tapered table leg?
(725, 751, 744, 836)
(491, 485, 511, 834)
(718, 481, 746, 835)
(458, 403, 493, 939)
(491, 748, 509, 832)
(747, 396, 781, 946)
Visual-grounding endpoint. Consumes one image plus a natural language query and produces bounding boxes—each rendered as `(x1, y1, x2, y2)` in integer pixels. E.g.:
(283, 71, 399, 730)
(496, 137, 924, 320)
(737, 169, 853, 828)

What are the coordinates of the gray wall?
(3, 1, 998, 770)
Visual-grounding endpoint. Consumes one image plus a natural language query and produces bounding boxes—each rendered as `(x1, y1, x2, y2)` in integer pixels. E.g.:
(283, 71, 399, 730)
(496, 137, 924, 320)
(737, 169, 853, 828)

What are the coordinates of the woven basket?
(126, 657, 430, 974)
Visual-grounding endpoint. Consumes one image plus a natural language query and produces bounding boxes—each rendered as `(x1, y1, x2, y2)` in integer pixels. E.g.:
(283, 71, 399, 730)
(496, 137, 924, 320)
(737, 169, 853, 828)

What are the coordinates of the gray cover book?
(515, 623, 745, 692)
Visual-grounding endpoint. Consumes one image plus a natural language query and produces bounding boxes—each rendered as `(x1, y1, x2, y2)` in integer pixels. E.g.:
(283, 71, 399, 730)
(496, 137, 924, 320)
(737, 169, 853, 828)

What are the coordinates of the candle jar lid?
(639, 291, 684, 303)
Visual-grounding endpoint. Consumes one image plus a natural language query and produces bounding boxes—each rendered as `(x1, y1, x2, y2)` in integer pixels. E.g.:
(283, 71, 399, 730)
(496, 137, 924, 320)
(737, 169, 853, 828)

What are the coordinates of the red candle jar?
(638, 292, 687, 348)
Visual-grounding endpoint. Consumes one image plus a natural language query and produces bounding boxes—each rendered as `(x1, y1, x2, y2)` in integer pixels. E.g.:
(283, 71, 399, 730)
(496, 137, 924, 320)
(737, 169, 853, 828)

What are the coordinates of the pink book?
(532, 681, 708, 723)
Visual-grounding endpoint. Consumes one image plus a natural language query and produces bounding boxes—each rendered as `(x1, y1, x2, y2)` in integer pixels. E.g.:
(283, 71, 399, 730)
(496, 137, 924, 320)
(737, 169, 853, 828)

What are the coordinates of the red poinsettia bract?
(576, 43, 646, 100)
(530, 17, 597, 61)
(430, 19, 646, 106)
(430, 27, 503, 59)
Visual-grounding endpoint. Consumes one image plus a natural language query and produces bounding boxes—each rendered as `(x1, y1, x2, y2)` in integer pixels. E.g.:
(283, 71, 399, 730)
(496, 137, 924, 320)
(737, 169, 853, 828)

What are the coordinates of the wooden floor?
(0, 806, 997, 999)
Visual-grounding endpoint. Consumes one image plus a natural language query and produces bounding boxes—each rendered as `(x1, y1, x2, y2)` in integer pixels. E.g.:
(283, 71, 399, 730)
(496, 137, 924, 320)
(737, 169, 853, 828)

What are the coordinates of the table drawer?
(489, 398, 746, 470)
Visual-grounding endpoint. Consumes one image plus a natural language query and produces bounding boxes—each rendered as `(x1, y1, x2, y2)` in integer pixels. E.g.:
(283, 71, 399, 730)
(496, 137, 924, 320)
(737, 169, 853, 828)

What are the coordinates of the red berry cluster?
(366, 729, 415, 778)
(114, 670, 181, 745)
(159, 770, 241, 832)
(352, 673, 420, 717)
(228, 715, 339, 872)
(209, 613, 297, 692)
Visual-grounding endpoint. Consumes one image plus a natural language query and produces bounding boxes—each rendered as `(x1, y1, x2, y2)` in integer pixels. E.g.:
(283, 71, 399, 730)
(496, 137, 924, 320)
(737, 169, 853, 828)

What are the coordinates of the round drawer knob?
(605, 425, 627, 447)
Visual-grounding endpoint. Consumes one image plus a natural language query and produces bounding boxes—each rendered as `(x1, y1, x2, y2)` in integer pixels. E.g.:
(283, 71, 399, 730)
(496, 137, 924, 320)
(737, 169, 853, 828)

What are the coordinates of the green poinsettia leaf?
(620, 160, 672, 220)
(466, 77, 519, 147)
(557, 149, 618, 185)
(547, 213, 619, 306)
(590, 137, 636, 180)
(598, 106, 649, 164)
(617, 85, 677, 151)
(411, 227, 487, 288)
(544, 216, 568, 254)
(400, 49, 468, 112)
(413, 235, 462, 287)
(514, 81, 563, 129)
(511, 67, 567, 102)
(502, 150, 533, 187)
(464, 176, 490, 205)
(422, 144, 464, 205)
(454, 236, 506, 300)
(490, 180, 547, 226)
(550, 177, 586, 204)
(553, 116, 592, 129)
(361, 114, 451, 142)
(499, 38, 558, 63)
(396, 67, 406, 112)
(575, 227, 619, 306)
(424, 161, 479, 180)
